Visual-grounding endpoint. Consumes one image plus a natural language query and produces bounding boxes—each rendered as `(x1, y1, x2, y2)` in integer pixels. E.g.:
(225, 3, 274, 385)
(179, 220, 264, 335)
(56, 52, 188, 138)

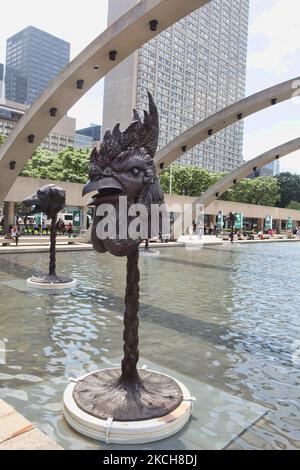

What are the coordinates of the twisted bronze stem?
(119, 249, 141, 387)
(49, 215, 57, 276)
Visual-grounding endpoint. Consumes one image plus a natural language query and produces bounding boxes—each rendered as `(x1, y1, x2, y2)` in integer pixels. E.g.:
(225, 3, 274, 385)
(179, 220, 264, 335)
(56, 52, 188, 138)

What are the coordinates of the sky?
(0, 0, 108, 127)
(245, 0, 300, 173)
(0, 0, 299, 173)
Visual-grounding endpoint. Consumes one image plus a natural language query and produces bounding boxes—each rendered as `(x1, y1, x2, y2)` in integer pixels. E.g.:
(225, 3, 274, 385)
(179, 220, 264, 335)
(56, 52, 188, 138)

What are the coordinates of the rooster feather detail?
(82, 92, 165, 257)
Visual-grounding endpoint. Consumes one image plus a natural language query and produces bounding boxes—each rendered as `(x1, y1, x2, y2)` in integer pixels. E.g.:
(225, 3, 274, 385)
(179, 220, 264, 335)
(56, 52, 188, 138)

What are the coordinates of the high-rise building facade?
(0, 99, 75, 152)
(5, 26, 70, 105)
(103, 0, 249, 173)
(75, 124, 102, 149)
(0, 64, 4, 99)
(249, 161, 281, 179)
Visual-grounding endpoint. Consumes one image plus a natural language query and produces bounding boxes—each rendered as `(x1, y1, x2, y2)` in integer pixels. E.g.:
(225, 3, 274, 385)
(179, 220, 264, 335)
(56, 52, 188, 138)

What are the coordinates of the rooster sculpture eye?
(131, 167, 140, 177)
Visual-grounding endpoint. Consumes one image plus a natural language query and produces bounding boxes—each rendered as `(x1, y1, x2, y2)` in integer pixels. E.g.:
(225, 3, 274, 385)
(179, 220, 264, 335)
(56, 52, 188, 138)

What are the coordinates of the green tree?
(0, 134, 6, 145)
(20, 148, 56, 179)
(287, 200, 300, 210)
(160, 163, 225, 197)
(276, 172, 300, 208)
(221, 176, 280, 206)
(20, 146, 90, 183)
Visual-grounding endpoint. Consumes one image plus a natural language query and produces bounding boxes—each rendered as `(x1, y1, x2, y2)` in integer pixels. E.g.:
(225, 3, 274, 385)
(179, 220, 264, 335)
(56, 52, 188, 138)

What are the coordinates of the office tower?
(0, 99, 75, 152)
(103, 0, 249, 172)
(5, 26, 70, 105)
(0, 64, 4, 99)
(75, 124, 102, 149)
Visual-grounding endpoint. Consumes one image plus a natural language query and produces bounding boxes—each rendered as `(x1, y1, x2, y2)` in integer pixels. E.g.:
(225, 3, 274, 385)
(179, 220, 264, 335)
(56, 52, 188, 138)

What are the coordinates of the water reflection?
(0, 244, 299, 449)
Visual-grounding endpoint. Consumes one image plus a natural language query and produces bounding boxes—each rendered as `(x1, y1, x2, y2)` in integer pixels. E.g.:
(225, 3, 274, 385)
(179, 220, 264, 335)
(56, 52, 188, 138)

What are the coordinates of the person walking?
(67, 222, 73, 237)
(228, 212, 236, 243)
(42, 219, 48, 236)
(10, 225, 20, 246)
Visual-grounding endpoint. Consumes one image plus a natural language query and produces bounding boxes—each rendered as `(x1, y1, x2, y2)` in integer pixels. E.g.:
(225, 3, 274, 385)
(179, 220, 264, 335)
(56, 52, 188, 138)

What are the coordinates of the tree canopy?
(286, 200, 300, 210)
(275, 172, 300, 208)
(160, 164, 226, 197)
(221, 176, 281, 207)
(20, 146, 90, 183)
(160, 164, 280, 206)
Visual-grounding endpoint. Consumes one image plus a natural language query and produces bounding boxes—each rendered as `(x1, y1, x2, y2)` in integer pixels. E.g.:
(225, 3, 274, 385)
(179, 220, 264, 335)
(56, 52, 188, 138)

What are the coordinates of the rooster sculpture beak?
(82, 177, 125, 205)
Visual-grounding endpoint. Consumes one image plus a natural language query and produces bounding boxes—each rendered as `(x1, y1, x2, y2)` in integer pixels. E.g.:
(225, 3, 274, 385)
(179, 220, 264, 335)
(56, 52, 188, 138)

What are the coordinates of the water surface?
(0, 243, 300, 449)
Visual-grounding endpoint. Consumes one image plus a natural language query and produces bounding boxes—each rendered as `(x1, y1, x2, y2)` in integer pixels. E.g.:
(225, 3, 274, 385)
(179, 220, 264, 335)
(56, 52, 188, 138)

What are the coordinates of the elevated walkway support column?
(257, 218, 264, 232)
(82, 206, 89, 230)
(3, 201, 15, 234)
(276, 219, 282, 232)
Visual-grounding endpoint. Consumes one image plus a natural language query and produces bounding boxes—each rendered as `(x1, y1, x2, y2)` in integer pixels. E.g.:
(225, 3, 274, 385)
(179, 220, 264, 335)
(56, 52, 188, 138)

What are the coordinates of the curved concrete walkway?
(154, 77, 300, 169)
(198, 137, 300, 208)
(0, 0, 210, 203)
(174, 137, 300, 233)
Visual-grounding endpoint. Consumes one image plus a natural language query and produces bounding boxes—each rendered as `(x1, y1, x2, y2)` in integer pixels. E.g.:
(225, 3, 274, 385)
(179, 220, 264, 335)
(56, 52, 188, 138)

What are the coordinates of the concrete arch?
(173, 138, 300, 234)
(154, 77, 300, 169)
(0, 0, 210, 203)
(198, 137, 300, 209)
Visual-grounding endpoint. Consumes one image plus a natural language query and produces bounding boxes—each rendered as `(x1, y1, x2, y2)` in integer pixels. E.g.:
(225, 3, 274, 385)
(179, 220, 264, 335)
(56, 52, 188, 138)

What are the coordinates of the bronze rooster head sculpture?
(82, 92, 165, 257)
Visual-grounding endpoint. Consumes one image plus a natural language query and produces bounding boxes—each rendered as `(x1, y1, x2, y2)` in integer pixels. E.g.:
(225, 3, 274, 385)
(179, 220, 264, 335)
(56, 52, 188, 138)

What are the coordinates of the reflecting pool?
(0, 243, 300, 449)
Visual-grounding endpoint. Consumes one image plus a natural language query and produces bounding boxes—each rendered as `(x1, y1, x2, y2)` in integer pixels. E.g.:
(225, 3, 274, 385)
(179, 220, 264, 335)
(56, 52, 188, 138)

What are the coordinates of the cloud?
(0, 0, 108, 129)
(244, 119, 300, 174)
(248, 0, 300, 73)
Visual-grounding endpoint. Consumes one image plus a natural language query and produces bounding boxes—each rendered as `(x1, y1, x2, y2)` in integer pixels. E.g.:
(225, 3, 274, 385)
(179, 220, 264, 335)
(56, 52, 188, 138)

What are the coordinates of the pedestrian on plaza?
(198, 225, 203, 239)
(42, 219, 47, 235)
(67, 222, 73, 236)
(10, 225, 20, 246)
(24, 215, 29, 234)
(227, 212, 236, 243)
(33, 221, 40, 235)
(59, 220, 65, 235)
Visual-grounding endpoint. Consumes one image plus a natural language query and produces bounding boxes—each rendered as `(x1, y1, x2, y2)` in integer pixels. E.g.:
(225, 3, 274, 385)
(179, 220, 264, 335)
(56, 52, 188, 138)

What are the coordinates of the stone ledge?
(0, 399, 62, 450)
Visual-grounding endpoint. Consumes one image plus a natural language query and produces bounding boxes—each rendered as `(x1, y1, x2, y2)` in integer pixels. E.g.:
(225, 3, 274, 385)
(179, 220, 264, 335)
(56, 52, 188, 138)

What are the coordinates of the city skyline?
(5, 26, 70, 105)
(0, 0, 299, 173)
(103, 0, 249, 173)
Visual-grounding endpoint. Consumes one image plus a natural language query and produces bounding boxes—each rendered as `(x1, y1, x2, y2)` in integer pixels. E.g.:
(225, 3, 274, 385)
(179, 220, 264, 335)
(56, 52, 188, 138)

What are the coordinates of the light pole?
(169, 163, 173, 195)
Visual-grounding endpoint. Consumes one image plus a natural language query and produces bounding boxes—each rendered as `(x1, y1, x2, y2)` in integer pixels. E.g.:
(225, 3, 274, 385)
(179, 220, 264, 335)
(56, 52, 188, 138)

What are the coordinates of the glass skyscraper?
(0, 63, 4, 98)
(5, 26, 70, 106)
(103, 0, 250, 173)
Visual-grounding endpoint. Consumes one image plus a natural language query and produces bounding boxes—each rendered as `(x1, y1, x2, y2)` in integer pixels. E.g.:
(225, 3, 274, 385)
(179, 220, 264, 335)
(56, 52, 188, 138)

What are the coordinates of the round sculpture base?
(27, 274, 76, 290)
(63, 368, 193, 444)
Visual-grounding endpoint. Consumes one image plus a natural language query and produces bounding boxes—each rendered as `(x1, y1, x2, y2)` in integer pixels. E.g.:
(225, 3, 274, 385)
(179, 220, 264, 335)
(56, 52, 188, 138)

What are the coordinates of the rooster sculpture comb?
(89, 91, 159, 178)
(83, 92, 165, 257)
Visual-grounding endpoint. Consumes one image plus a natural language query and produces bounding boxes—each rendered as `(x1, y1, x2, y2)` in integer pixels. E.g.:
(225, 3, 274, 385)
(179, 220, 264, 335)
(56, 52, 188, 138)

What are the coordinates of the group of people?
(2, 218, 73, 246)
(204, 222, 218, 236)
(56, 218, 73, 236)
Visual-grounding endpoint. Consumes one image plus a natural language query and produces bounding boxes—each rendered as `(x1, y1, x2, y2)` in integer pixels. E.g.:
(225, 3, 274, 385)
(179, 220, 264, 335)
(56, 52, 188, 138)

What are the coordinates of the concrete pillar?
(82, 206, 88, 229)
(257, 218, 264, 231)
(3, 201, 15, 234)
(276, 219, 282, 232)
